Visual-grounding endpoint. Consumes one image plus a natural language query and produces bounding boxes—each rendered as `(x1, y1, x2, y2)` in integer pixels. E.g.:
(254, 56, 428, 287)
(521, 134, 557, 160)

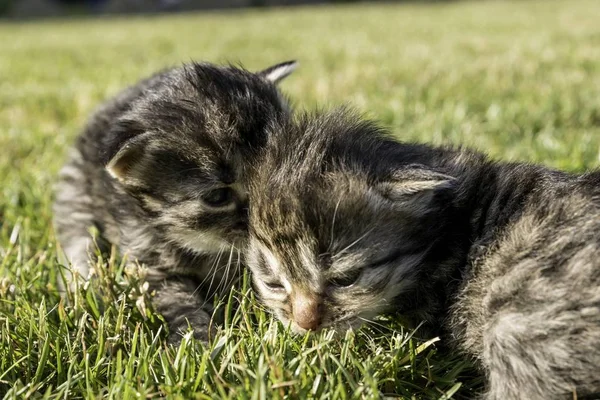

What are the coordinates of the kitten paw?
(165, 312, 216, 347)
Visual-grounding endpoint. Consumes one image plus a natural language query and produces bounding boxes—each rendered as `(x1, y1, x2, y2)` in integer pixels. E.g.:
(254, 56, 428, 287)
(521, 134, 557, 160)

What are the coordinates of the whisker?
(194, 247, 224, 292)
(358, 316, 392, 332)
(328, 195, 343, 251)
(336, 227, 375, 256)
(217, 244, 236, 295)
(202, 247, 226, 301)
(232, 247, 243, 288)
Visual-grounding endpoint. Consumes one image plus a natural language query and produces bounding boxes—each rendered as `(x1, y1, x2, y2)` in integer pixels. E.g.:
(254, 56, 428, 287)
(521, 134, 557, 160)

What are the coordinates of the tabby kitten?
(246, 110, 600, 399)
(53, 60, 297, 344)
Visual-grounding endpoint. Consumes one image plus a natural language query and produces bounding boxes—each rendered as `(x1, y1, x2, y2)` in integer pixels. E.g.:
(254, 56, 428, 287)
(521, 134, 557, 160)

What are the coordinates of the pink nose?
(292, 292, 322, 331)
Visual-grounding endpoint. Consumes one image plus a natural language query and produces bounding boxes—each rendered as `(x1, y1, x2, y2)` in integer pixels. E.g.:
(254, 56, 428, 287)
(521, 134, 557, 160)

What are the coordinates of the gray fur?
(53, 60, 296, 344)
(245, 109, 600, 399)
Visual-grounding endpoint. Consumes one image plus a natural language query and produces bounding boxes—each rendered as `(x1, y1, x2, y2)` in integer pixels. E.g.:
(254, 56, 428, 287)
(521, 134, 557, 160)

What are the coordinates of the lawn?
(1, 0, 600, 398)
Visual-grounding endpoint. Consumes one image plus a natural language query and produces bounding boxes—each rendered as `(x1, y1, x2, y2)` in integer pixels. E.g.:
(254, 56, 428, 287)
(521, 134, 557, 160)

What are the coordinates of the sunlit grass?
(1, 0, 600, 397)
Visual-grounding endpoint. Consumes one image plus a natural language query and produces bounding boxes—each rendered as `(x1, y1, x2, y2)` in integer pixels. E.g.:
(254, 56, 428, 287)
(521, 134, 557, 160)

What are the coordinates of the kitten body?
(246, 110, 600, 399)
(53, 60, 296, 343)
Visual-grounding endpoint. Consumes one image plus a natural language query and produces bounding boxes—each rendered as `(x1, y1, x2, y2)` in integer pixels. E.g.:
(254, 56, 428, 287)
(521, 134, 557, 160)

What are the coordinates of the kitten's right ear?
(104, 123, 154, 186)
(258, 60, 298, 84)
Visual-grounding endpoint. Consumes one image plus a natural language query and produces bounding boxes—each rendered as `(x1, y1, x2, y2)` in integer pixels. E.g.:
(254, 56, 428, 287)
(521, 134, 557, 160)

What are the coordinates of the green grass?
(1, 0, 600, 397)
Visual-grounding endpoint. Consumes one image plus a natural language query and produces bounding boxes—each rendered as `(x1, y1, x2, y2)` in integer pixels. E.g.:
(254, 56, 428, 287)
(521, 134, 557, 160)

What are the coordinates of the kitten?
(53, 60, 297, 344)
(245, 109, 600, 399)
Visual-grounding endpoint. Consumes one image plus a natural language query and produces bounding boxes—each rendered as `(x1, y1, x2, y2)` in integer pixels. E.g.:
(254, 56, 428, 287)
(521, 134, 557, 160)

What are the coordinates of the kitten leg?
(149, 277, 216, 346)
(482, 309, 600, 400)
(53, 152, 98, 291)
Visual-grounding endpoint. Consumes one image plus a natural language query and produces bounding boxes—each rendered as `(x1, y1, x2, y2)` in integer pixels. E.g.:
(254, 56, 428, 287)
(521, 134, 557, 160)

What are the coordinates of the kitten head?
(246, 110, 456, 333)
(103, 61, 297, 254)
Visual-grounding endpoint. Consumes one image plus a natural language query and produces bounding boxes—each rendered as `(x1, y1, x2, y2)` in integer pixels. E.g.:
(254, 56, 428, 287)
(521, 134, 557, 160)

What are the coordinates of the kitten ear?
(377, 166, 455, 205)
(258, 60, 298, 84)
(105, 131, 154, 184)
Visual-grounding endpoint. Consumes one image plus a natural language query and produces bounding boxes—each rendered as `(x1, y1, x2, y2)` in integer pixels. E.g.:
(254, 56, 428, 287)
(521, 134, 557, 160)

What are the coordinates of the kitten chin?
(53, 60, 297, 345)
(246, 109, 600, 399)
(167, 228, 244, 255)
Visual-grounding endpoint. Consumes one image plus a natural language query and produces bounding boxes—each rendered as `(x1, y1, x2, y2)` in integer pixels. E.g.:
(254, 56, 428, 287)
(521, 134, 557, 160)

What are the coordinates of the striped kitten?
(246, 110, 600, 399)
(53, 60, 297, 344)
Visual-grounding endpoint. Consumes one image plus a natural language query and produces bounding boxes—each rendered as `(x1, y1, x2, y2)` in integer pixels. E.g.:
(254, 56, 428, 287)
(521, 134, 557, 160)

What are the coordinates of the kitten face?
(246, 112, 454, 333)
(104, 61, 297, 255)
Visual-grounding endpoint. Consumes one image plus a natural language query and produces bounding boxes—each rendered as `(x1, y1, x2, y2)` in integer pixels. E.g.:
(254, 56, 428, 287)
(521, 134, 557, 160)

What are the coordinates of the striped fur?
(53, 60, 296, 344)
(246, 110, 600, 399)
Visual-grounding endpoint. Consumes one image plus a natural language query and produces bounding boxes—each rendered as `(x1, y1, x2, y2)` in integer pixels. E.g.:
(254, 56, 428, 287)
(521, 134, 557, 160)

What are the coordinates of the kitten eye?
(202, 188, 234, 208)
(330, 270, 361, 288)
(264, 281, 285, 292)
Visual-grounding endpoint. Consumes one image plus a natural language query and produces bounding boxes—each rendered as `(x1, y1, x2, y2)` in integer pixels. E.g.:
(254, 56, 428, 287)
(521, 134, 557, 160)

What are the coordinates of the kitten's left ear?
(258, 60, 298, 84)
(377, 165, 455, 206)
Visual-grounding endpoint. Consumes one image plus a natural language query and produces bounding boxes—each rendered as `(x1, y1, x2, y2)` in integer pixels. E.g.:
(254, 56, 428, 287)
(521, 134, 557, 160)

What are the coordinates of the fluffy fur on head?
(246, 109, 462, 333)
(100, 61, 296, 252)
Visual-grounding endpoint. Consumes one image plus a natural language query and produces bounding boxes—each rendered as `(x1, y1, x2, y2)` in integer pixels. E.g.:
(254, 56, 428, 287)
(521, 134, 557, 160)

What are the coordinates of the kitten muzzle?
(291, 291, 322, 331)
